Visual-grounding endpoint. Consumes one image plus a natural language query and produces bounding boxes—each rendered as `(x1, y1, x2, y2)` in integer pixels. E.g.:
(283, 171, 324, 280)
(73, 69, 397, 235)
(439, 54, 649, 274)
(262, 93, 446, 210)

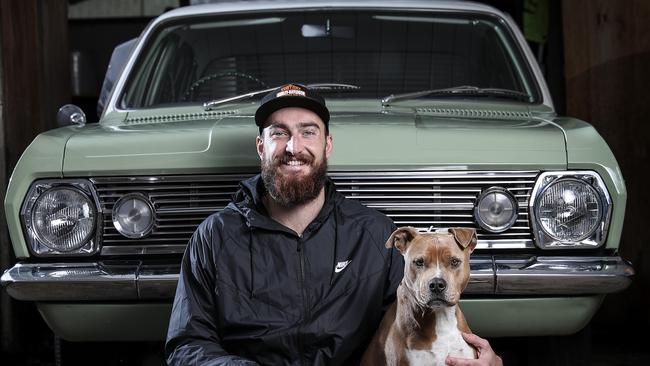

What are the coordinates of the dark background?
(1, 0, 649, 364)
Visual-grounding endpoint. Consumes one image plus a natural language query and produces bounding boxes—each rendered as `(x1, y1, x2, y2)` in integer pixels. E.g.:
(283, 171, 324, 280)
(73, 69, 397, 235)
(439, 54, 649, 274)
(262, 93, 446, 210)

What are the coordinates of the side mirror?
(97, 38, 138, 118)
(57, 104, 87, 127)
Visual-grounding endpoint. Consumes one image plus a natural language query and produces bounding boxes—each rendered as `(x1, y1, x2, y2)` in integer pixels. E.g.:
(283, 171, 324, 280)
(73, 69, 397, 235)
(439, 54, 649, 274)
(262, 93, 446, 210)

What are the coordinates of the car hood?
(63, 107, 566, 176)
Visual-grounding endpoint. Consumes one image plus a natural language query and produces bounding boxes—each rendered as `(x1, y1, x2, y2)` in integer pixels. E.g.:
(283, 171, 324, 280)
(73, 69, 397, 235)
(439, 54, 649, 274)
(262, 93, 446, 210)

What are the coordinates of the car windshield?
(120, 10, 540, 109)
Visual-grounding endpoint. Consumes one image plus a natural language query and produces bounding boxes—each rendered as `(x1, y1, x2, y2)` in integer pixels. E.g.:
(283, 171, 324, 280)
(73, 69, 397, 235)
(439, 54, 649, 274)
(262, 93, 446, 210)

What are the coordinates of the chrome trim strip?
(476, 239, 534, 249)
(328, 171, 539, 178)
(98, 239, 535, 255)
(91, 174, 252, 184)
(366, 203, 475, 210)
(153, 207, 223, 214)
(1, 256, 633, 301)
(101, 244, 186, 256)
(96, 185, 241, 192)
(344, 180, 536, 185)
(91, 171, 539, 184)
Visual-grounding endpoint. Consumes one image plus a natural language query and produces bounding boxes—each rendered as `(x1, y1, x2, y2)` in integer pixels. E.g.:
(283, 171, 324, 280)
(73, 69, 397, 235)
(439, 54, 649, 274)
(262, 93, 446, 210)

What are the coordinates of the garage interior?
(1, 0, 649, 364)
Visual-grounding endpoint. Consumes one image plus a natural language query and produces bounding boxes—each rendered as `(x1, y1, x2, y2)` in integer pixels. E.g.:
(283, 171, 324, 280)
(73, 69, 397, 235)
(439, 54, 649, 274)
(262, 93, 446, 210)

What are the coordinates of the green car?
(1, 0, 633, 343)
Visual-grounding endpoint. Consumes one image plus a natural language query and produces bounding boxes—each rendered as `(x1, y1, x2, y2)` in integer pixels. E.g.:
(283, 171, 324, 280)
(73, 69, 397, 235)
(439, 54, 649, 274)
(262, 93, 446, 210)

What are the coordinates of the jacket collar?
(230, 174, 339, 235)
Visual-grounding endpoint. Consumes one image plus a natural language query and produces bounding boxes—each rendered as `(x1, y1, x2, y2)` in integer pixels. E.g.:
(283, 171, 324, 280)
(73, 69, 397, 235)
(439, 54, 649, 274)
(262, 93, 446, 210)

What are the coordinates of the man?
(165, 84, 501, 365)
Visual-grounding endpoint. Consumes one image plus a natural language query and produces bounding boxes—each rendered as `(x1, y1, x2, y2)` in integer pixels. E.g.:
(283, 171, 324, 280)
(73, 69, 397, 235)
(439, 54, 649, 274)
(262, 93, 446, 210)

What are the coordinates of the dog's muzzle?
(426, 278, 454, 307)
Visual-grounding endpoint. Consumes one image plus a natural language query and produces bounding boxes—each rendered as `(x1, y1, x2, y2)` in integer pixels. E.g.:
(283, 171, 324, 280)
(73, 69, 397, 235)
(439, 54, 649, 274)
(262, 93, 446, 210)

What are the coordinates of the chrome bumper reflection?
(1, 256, 634, 301)
(464, 255, 635, 295)
(0, 261, 179, 301)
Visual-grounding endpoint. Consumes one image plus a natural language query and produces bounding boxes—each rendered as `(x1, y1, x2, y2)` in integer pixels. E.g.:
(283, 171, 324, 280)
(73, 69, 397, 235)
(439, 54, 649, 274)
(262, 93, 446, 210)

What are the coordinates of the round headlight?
(474, 187, 518, 233)
(535, 178, 602, 242)
(112, 194, 154, 238)
(31, 187, 96, 252)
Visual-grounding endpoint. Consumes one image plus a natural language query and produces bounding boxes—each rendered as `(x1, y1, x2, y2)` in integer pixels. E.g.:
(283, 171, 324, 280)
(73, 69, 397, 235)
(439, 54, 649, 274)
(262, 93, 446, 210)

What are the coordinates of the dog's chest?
(404, 311, 474, 366)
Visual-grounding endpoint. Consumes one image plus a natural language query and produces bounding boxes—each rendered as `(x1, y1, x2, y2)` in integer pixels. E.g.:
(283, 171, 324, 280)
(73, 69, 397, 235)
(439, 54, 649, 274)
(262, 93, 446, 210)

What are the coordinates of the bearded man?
(165, 84, 502, 366)
(165, 84, 404, 365)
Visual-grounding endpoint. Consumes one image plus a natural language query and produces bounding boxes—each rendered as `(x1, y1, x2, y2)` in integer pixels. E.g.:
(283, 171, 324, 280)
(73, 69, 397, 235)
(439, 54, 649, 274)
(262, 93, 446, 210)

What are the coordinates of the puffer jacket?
(165, 174, 404, 366)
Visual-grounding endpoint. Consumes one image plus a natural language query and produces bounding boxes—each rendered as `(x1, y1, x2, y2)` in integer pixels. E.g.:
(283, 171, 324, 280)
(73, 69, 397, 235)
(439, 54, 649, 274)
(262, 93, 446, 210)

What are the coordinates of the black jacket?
(165, 175, 404, 365)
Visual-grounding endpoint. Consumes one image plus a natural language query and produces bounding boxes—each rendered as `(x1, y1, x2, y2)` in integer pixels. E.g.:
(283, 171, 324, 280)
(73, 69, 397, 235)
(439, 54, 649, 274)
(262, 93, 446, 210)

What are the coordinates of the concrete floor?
(3, 323, 649, 366)
(493, 326, 649, 366)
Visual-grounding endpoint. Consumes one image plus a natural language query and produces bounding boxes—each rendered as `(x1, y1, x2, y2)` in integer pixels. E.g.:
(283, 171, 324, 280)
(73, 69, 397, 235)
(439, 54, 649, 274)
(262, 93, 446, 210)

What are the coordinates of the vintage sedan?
(1, 0, 633, 346)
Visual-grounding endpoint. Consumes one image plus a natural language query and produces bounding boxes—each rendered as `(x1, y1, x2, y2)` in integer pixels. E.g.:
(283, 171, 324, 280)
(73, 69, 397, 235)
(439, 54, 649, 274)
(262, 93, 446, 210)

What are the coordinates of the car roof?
(157, 0, 505, 22)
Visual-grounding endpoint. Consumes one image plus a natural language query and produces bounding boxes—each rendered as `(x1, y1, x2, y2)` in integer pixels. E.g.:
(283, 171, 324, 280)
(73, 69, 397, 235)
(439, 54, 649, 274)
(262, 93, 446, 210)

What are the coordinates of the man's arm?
(165, 219, 258, 366)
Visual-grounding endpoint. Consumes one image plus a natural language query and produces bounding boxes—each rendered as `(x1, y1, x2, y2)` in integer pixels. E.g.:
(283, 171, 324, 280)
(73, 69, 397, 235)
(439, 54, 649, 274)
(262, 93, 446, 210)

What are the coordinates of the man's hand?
(445, 332, 503, 366)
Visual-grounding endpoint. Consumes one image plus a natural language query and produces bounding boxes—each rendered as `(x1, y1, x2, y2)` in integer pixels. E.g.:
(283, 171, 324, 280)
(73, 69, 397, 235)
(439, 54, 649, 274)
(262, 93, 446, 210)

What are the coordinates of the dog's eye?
(413, 258, 425, 268)
(450, 257, 461, 268)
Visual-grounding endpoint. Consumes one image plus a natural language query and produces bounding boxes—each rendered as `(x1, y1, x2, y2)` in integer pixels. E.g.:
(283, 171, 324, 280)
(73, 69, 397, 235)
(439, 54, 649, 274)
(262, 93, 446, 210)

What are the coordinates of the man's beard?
(261, 151, 328, 207)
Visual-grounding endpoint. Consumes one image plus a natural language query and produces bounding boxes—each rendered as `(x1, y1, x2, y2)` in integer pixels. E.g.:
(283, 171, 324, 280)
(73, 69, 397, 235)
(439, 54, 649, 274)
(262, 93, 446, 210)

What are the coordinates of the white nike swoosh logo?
(334, 260, 352, 273)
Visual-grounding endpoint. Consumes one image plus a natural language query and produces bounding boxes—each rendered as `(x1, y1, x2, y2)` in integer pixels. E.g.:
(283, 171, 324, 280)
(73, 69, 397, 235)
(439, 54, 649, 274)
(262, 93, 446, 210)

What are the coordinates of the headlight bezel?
(529, 171, 612, 249)
(21, 179, 102, 257)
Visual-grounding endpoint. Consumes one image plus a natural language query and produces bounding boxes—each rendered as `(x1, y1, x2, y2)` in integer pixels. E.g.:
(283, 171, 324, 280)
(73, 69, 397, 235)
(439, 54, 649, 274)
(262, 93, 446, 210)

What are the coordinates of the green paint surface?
(36, 296, 603, 341)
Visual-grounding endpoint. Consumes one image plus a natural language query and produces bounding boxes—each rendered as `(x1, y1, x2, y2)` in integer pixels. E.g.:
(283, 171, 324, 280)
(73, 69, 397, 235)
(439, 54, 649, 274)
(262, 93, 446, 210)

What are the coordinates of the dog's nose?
(429, 278, 447, 294)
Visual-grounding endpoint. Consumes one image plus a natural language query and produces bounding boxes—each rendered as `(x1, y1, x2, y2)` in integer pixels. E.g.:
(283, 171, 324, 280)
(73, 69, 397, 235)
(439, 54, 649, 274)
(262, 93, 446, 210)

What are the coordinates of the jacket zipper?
(296, 237, 308, 366)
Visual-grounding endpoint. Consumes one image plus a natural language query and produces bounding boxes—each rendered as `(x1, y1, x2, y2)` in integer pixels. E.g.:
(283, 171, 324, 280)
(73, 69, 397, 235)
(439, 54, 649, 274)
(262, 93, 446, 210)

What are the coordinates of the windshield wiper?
(203, 83, 360, 111)
(381, 85, 532, 105)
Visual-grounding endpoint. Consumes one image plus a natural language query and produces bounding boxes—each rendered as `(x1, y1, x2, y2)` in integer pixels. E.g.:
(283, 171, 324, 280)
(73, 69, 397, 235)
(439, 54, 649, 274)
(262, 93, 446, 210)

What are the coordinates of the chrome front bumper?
(1, 255, 634, 301)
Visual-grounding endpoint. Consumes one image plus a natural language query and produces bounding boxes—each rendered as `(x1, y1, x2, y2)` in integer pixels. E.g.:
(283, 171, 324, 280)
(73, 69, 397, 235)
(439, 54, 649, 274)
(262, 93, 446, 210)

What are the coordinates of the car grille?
(92, 171, 538, 256)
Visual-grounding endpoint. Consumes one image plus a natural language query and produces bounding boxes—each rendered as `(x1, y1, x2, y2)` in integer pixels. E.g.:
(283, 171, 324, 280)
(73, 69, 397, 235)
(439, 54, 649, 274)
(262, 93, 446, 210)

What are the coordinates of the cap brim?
(255, 96, 330, 127)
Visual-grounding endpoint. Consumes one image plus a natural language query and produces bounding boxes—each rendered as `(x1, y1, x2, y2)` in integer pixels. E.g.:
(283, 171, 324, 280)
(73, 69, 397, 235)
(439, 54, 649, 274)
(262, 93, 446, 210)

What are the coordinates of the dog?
(362, 227, 478, 366)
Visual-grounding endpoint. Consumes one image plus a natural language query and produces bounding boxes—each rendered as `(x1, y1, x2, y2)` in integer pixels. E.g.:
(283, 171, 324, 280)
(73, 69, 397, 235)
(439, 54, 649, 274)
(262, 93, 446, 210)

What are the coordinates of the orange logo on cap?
(276, 84, 306, 98)
(281, 84, 303, 92)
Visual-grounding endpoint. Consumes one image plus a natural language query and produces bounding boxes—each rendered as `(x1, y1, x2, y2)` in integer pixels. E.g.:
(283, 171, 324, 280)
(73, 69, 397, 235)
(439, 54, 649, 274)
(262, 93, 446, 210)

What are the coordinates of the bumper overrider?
(1, 255, 634, 301)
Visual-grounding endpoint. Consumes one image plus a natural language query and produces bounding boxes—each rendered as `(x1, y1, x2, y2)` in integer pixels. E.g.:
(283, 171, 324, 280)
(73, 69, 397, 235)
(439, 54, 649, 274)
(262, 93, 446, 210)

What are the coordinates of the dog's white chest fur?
(404, 307, 475, 366)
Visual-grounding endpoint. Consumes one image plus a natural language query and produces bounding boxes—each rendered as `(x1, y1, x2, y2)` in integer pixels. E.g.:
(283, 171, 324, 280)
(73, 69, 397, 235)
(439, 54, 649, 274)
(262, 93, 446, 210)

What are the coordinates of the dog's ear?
(449, 227, 477, 253)
(386, 227, 419, 254)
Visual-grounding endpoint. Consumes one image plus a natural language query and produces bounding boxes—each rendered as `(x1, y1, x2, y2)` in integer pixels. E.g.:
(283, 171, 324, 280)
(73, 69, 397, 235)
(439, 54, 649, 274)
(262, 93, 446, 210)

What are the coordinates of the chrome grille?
(330, 171, 536, 247)
(92, 175, 249, 256)
(92, 171, 538, 255)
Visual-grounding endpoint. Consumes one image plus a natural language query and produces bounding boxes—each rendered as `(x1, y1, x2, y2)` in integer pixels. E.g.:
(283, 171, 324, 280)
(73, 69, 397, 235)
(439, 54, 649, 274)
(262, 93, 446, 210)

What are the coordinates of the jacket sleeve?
(165, 218, 259, 366)
(383, 222, 404, 310)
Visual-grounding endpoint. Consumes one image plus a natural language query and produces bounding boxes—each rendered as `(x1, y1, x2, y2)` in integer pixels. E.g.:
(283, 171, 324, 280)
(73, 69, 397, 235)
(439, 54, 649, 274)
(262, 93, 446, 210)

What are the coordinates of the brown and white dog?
(362, 227, 478, 366)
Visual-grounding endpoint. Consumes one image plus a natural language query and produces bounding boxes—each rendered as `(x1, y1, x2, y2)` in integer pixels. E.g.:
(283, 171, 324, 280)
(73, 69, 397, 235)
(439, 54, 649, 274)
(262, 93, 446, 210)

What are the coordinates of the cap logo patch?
(276, 84, 306, 98)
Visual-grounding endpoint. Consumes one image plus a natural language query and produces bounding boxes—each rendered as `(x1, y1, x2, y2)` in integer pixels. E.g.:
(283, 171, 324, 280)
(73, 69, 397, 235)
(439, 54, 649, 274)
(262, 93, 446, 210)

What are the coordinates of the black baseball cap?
(255, 84, 330, 132)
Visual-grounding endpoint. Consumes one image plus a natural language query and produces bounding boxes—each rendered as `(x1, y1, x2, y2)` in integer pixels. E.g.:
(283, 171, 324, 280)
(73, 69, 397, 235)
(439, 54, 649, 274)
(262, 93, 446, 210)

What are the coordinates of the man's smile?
(284, 159, 307, 166)
(277, 154, 314, 173)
